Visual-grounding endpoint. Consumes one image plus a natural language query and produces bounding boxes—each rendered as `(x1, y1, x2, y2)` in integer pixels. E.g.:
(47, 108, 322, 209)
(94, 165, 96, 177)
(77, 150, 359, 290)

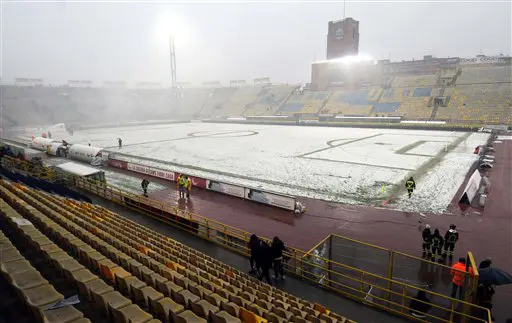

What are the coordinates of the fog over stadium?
(2, 1, 511, 86)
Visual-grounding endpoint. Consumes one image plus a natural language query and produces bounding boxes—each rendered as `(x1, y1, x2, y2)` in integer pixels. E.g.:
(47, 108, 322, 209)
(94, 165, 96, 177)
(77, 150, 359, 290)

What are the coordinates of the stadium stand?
(320, 88, 381, 116)
(437, 84, 512, 123)
(2, 62, 510, 126)
(369, 87, 436, 118)
(0, 179, 354, 323)
(243, 86, 296, 116)
(198, 88, 237, 118)
(457, 66, 511, 84)
(276, 91, 331, 115)
(169, 89, 211, 118)
(213, 87, 262, 117)
(391, 74, 438, 87)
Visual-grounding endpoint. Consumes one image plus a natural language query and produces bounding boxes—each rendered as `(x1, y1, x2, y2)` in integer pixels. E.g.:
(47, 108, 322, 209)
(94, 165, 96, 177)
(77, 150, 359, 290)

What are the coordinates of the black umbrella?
(479, 268, 512, 286)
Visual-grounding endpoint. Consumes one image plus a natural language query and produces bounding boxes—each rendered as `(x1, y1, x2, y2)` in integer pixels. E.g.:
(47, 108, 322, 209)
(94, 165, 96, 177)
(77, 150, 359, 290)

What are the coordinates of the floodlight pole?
(169, 35, 177, 89)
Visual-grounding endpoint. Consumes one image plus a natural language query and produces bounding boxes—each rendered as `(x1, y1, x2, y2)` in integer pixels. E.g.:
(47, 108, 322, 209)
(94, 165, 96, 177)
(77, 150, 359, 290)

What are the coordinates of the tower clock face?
(335, 27, 344, 39)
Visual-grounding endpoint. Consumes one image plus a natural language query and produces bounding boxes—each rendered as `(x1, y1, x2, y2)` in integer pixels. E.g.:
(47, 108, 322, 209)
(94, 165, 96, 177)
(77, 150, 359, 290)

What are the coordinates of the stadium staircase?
(316, 91, 334, 114)
(0, 179, 355, 323)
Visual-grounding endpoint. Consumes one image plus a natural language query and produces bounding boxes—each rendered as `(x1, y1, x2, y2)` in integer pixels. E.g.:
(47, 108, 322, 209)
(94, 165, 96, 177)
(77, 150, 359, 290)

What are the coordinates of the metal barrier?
(0, 156, 492, 323)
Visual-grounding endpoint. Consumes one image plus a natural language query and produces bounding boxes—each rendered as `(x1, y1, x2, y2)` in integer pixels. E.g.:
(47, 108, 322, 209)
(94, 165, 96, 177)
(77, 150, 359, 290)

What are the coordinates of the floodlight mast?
(169, 35, 177, 89)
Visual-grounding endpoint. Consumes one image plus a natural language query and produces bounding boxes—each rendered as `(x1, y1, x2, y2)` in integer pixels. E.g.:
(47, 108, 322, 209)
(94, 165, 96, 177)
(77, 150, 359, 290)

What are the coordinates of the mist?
(2, 1, 511, 86)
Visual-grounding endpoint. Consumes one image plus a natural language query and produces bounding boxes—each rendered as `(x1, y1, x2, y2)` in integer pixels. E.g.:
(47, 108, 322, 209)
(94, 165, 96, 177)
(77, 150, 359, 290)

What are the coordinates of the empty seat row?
(0, 179, 354, 323)
(0, 184, 161, 323)
(0, 201, 89, 323)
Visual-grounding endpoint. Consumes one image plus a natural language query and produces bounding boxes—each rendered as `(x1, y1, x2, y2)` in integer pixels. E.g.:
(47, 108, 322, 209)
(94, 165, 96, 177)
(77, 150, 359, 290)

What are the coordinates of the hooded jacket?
(422, 227, 432, 244)
(445, 229, 459, 244)
(271, 237, 285, 260)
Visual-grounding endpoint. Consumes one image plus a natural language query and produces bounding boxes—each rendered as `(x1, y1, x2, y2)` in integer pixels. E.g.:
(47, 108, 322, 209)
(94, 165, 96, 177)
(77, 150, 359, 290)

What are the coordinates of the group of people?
(421, 224, 459, 263)
(408, 257, 496, 321)
(140, 175, 193, 199)
(248, 234, 287, 285)
(177, 174, 192, 199)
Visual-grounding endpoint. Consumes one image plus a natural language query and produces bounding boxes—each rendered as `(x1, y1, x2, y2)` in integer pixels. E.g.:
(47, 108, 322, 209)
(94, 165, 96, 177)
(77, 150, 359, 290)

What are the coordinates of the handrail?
(0, 155, 492, 323)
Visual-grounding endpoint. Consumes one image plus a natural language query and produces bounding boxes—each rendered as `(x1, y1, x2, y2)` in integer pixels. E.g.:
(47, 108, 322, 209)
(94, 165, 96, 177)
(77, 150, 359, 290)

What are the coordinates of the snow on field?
(67, 123, 489, 213)
(394, 133, 488, 213)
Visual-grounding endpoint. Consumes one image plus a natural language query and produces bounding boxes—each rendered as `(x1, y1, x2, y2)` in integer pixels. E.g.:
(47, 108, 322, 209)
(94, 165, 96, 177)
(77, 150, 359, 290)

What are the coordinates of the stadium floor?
(100, 138, 512, 321)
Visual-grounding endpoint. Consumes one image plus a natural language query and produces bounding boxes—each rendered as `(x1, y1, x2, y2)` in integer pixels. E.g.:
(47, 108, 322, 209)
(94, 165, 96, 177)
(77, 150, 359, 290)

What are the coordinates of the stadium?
(1, 5, 511, 323)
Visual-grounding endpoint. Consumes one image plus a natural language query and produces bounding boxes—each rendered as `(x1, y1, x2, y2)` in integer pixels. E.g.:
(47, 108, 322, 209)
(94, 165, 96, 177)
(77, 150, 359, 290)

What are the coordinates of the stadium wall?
(107, 158, 297, 211)
(201, 119, 481, 132)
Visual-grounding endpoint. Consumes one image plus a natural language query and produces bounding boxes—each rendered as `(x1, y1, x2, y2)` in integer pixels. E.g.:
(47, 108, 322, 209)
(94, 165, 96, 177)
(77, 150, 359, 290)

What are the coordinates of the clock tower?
(326, 18, 359, 60)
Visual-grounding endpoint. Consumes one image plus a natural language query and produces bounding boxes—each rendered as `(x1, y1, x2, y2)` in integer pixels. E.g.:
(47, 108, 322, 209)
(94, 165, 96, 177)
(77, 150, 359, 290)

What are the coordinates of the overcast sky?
(1, 0, 511, 86)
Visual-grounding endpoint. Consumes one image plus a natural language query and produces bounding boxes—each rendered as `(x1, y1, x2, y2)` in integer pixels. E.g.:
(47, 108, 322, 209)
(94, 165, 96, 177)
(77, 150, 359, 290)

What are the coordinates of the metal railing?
(0, 155, 492, 323)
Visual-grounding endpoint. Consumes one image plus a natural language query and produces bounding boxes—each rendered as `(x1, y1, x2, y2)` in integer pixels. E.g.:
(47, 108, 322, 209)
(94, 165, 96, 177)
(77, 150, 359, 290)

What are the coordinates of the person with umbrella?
(478, 260, 512, 321)
(477, 258, 495, 321)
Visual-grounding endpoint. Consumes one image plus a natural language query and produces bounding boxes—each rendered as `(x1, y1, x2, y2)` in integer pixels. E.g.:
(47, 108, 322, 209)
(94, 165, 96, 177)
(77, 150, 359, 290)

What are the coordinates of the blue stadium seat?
(373, 102, 401, 113)
(381, 89, 395, 100)
(280, 102, 304, 112)
(338, 90, 370, 105)
(413, 88, 432, 97)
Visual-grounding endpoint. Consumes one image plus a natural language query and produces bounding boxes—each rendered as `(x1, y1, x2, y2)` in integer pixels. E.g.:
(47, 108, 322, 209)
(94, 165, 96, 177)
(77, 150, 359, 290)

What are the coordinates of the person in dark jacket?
(477, 258, 495, 321)
(409, 290, 432, 318)
(248, 234, 260, 274)
(431, 229, 444, 263)
(141, 178, 149, 197)
(271, 237, 286, 280)
(422, 224, 432, 258)
(443, 224, 459, 260)
(405, 177, 416, 198)
(258, 241, 273, 285)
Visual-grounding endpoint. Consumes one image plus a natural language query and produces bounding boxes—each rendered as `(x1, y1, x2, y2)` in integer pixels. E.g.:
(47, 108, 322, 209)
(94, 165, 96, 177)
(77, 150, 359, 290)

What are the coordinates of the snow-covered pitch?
(68, 123, 489, 213)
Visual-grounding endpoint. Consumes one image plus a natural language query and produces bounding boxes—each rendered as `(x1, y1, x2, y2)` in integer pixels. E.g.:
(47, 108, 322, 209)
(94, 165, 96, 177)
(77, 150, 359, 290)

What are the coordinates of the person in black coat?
(271, 237, 286, 280)
(248, 234, 260, 274)
(258, 240, 273, 285)
(477, 258, 495, 321)
(409, 290, 432, 318)
(141, 178, 149, 197)
(431, 229, 444, 263)
(422, 224, 432, 258)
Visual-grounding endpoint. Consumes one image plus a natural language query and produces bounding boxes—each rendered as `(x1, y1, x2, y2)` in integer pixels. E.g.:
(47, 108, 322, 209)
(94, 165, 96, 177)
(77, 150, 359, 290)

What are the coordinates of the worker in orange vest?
(450, 257, 474, 299)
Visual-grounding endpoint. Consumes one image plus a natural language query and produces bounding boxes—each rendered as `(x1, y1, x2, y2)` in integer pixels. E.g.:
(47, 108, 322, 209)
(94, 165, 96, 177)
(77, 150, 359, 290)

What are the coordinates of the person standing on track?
(422, 224, 433, 258)
(405, 176, 416, 198)
(430, 229, 444, 263)
(141, 178, 149, 197)
(117, 138, 123, 149)
(443, 224, 459, 261)
(177, 174, 186, 199)
(185, 176, 192, 199)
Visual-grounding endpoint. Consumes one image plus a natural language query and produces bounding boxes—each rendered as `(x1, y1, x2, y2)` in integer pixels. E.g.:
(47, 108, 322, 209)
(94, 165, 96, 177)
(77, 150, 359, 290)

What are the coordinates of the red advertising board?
(108, 159, 127, 169)
(127, 163, 175, 181)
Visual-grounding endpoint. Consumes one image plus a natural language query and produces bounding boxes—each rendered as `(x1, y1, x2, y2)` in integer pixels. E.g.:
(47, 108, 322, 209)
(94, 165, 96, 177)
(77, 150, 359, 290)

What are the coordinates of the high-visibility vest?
(451, 262, 473, 286)
(185, 179, 192, 190)
(406, 181, 415, 189)
(179, 177, 186, 186)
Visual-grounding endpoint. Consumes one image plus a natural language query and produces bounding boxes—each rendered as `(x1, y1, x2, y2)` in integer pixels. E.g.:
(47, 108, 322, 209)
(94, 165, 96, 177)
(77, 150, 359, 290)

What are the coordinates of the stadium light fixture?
(155, 12, 191, 45)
